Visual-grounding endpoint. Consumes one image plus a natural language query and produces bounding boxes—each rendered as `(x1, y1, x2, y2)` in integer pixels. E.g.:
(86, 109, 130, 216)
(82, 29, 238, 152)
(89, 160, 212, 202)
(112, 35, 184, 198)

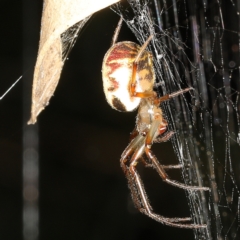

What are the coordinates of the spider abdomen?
(102, 41, 155, 112)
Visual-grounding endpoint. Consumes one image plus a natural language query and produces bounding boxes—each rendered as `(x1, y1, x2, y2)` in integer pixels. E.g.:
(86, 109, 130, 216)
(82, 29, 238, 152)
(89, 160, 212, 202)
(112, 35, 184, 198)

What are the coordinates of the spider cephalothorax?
(102, 18, 209, 228)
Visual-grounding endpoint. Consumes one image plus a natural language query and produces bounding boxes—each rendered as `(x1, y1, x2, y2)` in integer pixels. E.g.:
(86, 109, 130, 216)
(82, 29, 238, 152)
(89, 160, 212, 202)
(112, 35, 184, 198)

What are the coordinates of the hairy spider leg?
(120, 115, 206, 229)
(144, 116, 209, 191)
(129, 124, 181, 170)
(129, 163, 206, 228)
(154, 130, 175, 143)
(145, 148, 209, 191)
(129, 125, 178, 169)
(120, 135, 145, 210)
(111, 17, 123, 46)
(154, 87, 194, 105)
(162, 164, 183, 169)
(120, 136, 208, 228)
(121, 135, 207, 224)
(129, 127, 139, 142)
(140, 156, 183, 170)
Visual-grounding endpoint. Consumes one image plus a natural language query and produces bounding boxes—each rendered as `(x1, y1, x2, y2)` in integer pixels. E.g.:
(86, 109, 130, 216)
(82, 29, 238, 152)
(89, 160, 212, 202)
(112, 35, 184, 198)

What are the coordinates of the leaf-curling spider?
(102, 18, 209, 228)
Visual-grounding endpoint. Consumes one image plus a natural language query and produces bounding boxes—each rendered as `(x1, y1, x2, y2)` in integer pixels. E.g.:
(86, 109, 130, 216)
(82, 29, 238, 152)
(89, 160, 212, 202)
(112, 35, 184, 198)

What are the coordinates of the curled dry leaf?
(28, 0, 120, 124)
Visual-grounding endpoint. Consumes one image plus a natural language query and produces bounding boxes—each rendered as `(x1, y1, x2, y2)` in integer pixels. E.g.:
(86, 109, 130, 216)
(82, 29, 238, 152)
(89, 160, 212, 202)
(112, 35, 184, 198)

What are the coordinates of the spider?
(102, 18, 209, 228)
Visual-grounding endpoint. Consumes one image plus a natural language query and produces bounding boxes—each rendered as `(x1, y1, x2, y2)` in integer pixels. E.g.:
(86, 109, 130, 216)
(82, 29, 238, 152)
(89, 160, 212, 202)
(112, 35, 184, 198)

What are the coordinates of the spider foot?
(141, 209, 207, 229)
(165, 179, 210, 191)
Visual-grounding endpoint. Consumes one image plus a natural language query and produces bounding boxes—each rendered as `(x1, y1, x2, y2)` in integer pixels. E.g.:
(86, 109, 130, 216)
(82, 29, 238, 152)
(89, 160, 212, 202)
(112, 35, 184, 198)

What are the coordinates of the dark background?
(0, 1, 195, 239)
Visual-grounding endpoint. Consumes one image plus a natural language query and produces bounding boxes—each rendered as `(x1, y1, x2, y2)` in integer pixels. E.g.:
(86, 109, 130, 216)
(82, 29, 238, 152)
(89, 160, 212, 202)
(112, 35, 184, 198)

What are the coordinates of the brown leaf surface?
(28, 0, 120, 124)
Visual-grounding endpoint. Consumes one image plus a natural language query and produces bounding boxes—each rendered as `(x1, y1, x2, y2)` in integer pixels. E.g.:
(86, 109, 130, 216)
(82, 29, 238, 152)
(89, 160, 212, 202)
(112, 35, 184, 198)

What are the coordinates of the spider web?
(111, 0, 240, 239)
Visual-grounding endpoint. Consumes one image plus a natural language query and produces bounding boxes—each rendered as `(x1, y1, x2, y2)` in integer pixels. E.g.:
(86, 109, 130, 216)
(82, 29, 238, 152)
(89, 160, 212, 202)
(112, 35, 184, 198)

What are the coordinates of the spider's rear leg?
(141, 124, 182, 169)
(140, 156, 182, 170)
(120, 138, 207, 228)
(129, 127, 139, 142)
(152, 127, 182, 169)
(120, 135, 148, 211)
(145, 116, 209, 191)
(126, 151, 207, 228)
(144, 147, 209, 191)
(154, 130, 175, 143)
(162, 164, 183, 169)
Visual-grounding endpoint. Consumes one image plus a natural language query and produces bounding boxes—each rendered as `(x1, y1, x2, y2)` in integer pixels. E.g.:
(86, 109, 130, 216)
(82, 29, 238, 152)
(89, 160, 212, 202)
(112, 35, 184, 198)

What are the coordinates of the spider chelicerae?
(102, 18, 209, 228)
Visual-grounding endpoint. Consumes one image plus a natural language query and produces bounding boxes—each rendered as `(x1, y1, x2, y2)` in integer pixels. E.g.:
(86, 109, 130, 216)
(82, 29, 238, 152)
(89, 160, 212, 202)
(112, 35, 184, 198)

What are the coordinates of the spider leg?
(121, 135, 145, 168)
(111, 17, 123, 46)
(120, 135, 146, 210)
(152, 130, 182, 169)
(145, 147, 209, 191)
(139, 156, 152, 167)
(120, 137, 207, 228)
(152, 118, 174, 143)
(154, 87, 193, 105)
(128, 151, 207, 228)
(162, 164, 183, 169)
(144, 118, 209, 191)
(154, 130, 175, 143)
(129, 127, 139, 142)
(140, 156, 182, 170)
